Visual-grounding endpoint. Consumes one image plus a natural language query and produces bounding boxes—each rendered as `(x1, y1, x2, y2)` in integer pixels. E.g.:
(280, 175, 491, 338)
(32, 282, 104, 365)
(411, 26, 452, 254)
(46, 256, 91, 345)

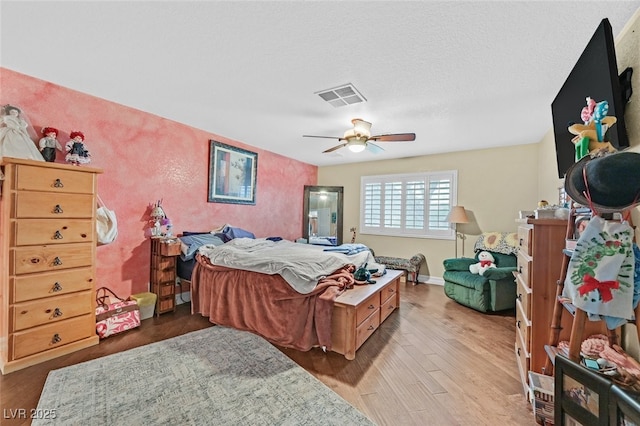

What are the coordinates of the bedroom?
(1, 1, 640, 425)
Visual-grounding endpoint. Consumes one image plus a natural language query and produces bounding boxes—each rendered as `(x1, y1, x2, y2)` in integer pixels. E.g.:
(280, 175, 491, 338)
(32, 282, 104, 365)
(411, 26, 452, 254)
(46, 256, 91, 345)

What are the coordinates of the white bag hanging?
(96, 195, 118, 245)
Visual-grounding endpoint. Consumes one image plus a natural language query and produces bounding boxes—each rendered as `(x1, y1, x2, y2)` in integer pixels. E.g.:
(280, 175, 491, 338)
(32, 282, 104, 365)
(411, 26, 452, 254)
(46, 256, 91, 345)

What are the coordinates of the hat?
(564, 152, 640, 213)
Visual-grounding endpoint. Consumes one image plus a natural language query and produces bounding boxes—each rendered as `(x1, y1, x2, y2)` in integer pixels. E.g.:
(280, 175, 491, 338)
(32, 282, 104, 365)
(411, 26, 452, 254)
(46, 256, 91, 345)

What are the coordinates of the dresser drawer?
(515, 273, 532, 317)
(516, 299, 531, 353)
(13, 219, 94, 245)
(380, 291, 397, 323)
(11, 243, 94, 275)
(516, 251, 532, 287)
(11, 267, 95, 303)
(380, 283, 397, 305)
(12, 290, 93, 331)
(355, 308, 380, 350)
(11, 314, 95, 359)
(517, 225, 532, 256)
(515, 341, 530, 384)
(15, 192, 94, 219)
(16, 165, 95, 194)
(356, 293, 380, 326)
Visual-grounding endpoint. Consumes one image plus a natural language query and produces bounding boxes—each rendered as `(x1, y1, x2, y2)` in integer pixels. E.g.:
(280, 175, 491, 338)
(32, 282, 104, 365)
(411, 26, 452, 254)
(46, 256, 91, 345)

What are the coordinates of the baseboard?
(418, 274, 444, 286)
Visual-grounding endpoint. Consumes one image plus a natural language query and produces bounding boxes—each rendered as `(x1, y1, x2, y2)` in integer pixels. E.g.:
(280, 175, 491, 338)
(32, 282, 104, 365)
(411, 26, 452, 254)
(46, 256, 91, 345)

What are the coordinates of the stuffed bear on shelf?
(469, 251, 497, 275)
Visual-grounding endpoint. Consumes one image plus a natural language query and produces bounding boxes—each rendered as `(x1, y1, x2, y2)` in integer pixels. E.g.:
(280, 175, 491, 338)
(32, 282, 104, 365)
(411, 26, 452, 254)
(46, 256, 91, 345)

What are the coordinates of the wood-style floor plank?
(0, 281, 534, 425)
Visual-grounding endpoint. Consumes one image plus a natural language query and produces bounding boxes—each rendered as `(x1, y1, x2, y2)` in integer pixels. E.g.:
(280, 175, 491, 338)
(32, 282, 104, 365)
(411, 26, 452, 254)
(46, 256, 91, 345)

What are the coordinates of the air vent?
(315, 83, 366, 108)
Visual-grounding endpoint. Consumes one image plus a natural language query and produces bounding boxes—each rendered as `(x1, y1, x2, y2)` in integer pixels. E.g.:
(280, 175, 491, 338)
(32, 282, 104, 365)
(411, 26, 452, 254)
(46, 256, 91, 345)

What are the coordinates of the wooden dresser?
(514, 218, 567, 392)
(0, 158, 102, 374)
(331, 269, 401, 360)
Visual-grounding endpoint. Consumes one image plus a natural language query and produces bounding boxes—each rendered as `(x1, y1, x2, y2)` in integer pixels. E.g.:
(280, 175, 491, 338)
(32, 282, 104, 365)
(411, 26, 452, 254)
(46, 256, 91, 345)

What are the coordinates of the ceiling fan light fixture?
(347, 139, 367, 152)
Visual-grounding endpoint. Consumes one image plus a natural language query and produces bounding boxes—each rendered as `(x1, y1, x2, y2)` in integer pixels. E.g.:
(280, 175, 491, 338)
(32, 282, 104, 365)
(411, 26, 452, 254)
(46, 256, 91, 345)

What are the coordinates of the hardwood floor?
(0, 282, 534, 425)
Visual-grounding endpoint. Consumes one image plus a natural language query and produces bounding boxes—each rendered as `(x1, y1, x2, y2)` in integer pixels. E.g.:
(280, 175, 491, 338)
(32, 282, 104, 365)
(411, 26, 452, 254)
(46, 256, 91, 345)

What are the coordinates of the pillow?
(219, 226, 255, 242)
(473, 232, 518, 256)
(181, 231, 212, 236)
(178, 233, 225, 261)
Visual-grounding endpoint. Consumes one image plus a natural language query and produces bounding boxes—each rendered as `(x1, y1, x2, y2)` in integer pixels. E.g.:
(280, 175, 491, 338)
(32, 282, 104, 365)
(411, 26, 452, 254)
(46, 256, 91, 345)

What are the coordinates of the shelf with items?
(544, 207, 637, 377)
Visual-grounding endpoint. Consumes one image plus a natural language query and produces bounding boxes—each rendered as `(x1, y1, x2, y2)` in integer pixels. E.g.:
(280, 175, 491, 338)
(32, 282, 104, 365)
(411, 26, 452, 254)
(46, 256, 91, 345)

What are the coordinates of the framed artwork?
(208, 141, 257, 204)
(555, 354, 612, 426)
(609, 385, 640, 426)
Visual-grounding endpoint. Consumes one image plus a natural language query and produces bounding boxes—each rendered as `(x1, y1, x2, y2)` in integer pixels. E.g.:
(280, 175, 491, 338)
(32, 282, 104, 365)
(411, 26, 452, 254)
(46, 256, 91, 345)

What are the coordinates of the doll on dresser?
(39, 127, 63, 162)
(65, 131, 91, 165)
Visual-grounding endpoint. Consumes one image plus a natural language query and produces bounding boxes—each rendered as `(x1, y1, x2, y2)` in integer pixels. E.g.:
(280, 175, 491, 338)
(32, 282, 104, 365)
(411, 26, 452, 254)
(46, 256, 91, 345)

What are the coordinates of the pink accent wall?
(1, 68, 317, 296)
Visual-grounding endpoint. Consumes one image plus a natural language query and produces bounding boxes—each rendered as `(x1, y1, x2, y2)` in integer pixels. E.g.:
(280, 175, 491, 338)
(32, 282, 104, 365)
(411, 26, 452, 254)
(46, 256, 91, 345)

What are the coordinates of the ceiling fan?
(303, 118, 416, 154)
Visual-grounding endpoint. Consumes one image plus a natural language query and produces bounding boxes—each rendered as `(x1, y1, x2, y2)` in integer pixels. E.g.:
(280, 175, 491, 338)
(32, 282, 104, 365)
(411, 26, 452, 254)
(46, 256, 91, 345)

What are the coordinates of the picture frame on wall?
(208, 140, 258, 204)
(555, 354, 612, 426)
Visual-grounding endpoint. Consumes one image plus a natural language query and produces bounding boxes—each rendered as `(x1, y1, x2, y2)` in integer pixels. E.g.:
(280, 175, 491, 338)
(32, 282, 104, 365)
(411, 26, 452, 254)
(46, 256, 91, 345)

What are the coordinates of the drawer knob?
(52, 282, 63, 292)
(517, 293, 522, 301)
(517, 320, 521, 329)
(53, 308, 63, 318)
(54, 230, 63, 239)
(368, 325, 375, 331)
(53, 178, 64, 188)
(517, 347, 521, 356)
(51, 333, 62, 344)
(518, 266, 523, 273)
(519, 238, 523, 246)
(30, 257, 41, 264)
(368, 304, 375, 310)
(53, 257, 63, 266)
(53, 204, 64, 214)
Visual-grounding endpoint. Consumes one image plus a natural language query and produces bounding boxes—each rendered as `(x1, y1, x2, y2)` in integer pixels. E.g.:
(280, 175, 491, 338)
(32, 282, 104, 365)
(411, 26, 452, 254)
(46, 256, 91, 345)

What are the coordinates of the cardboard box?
(130, 292, 157, 320)
(529, 371, 554, 425)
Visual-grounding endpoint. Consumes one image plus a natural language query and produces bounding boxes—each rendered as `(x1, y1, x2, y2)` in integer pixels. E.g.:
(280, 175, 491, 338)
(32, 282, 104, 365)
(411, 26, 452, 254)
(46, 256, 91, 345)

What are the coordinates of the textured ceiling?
(1, 1, 639, 166)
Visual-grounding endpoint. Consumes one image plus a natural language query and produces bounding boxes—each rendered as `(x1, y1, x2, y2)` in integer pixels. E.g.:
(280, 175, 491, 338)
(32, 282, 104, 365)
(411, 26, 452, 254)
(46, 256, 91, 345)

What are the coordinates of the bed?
(184, 233, 383, 353)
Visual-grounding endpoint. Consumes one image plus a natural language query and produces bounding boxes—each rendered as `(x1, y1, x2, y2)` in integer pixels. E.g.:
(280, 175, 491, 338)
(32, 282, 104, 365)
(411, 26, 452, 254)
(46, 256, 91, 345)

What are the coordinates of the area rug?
(34, 326, 373, 425)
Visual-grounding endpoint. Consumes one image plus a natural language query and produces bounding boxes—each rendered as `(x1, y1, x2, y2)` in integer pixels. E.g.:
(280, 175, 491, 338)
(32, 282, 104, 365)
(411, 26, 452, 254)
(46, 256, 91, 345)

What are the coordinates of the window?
(360, 170, 458, 239)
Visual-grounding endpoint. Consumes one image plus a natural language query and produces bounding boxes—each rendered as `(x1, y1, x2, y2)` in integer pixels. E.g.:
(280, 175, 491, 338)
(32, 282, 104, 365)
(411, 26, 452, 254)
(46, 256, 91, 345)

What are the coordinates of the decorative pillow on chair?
(473, 232, 518, 255)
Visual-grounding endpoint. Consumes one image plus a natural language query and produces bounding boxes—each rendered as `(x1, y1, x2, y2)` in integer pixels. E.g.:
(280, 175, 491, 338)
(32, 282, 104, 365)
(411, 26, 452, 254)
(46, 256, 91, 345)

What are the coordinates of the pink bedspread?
(191, 254, 355, 351)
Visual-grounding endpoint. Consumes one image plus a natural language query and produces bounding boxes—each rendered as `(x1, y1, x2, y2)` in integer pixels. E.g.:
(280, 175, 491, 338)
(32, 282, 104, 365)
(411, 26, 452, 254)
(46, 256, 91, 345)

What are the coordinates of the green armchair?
(442, 251, 517, 312)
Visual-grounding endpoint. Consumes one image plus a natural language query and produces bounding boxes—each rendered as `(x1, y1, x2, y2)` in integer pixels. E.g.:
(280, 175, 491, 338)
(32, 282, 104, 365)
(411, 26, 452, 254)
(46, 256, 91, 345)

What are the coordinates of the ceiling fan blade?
(323, 143, 347, 153)
(303, 135, 343, 140)
(370, 133, 416, 142)
(366, 142, 385, 154)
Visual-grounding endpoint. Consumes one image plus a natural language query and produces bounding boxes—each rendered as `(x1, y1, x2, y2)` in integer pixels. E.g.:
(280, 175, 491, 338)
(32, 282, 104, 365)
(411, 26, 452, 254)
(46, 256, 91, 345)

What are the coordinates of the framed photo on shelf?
(555, 354, 612, 426)
(609, 384, 640, 426)
(208, 140, 258, 204)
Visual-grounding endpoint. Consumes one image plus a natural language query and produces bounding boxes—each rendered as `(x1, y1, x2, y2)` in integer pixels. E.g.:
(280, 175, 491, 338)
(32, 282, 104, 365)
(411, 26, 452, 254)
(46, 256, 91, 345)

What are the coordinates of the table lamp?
(150, 202, 166, 237)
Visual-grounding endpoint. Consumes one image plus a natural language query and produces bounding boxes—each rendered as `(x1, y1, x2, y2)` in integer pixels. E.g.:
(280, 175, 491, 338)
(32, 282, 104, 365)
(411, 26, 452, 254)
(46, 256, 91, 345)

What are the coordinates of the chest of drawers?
(331, 269, 402, 360)
(0, 158, 102, 374)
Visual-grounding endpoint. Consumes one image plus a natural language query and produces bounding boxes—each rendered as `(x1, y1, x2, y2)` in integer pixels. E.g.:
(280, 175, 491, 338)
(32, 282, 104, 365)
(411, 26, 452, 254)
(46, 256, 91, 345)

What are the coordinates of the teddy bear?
(469, 251, 497, 275)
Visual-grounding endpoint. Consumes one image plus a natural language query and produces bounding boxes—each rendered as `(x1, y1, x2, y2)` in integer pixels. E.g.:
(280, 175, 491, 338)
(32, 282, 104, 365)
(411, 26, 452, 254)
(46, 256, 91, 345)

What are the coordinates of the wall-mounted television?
(552, 18, 633, 179)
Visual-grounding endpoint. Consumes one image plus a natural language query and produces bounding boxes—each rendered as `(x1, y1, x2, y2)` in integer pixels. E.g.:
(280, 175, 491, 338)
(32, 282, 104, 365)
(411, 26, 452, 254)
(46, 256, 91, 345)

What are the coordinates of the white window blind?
(360, 171, 457, 239)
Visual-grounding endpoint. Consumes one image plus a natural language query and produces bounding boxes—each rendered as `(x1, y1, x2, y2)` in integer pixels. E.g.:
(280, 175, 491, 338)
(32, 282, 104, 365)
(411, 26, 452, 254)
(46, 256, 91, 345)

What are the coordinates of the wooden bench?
(373, 253, 425, 284)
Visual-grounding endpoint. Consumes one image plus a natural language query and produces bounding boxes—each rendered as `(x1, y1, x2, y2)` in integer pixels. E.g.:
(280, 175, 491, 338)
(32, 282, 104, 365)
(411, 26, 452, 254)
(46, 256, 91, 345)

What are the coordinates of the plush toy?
(469, 251, 497, 275)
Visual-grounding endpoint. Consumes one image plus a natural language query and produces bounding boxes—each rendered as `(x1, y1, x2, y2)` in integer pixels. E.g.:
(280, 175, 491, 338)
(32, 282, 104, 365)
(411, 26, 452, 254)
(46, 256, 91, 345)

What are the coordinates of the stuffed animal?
(469, 251, 497, 275)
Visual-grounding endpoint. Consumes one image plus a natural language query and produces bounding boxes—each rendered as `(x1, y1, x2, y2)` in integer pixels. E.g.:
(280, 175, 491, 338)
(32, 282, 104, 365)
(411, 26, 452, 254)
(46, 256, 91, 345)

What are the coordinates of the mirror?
(303, 185, 343, 246)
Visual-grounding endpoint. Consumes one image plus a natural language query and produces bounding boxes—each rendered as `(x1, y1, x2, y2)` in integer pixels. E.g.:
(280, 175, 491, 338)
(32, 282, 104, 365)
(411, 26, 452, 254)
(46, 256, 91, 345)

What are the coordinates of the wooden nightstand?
(150, 237, 181, 315)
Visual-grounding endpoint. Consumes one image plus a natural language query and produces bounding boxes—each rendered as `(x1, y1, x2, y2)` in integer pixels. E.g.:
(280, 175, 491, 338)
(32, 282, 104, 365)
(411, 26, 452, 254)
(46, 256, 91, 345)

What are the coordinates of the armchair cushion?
(443, 257, 476, 272)
(482, 266, 517, 281)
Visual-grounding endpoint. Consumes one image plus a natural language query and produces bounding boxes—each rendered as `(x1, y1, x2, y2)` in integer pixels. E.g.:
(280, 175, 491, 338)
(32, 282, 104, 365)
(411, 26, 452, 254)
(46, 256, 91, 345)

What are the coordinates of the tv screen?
(551, 18, 630, 178)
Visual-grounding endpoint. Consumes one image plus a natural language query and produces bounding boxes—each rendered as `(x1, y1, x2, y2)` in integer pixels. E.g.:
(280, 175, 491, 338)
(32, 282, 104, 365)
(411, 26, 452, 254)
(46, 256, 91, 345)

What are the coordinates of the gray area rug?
(35, 326, 373, 425)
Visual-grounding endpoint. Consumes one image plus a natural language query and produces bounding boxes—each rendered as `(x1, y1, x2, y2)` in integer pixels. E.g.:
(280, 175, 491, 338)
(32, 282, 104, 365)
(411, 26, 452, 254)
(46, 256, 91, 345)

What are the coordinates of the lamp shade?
(150, 206, 166, 219)
(446, 206, 469, 224)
